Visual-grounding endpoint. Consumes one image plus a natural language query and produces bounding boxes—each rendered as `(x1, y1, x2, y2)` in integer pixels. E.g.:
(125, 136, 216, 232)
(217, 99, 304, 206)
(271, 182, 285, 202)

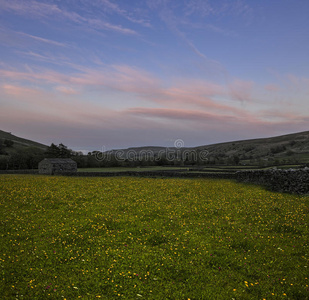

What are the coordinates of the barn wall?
(38, 160, 77, 175)
(53, 163, 77, 174)
(38, 162, 53, 174)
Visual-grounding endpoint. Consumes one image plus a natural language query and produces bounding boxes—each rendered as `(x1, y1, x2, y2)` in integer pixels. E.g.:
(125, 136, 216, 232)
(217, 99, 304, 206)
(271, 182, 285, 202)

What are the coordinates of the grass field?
(0, 175, 308, 299)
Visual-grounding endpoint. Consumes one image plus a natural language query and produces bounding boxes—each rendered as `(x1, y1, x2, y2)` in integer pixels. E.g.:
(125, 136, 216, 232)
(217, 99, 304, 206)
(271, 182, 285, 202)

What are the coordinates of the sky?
(0, 0, 309, 152)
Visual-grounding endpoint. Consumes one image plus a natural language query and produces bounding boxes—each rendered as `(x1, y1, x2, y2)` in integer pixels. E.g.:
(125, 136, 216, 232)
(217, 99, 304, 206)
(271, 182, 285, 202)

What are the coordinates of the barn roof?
(40, 158, 76, 164)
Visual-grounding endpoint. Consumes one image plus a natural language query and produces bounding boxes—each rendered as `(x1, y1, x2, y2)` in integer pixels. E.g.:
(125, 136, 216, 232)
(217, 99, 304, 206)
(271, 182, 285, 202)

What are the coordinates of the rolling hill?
(0, 130, 48, 170)
(105, 131, 309, 165)
(196, 130, 309, 165)
(0, 130, 47, 152)
(1, 129, 309, 166)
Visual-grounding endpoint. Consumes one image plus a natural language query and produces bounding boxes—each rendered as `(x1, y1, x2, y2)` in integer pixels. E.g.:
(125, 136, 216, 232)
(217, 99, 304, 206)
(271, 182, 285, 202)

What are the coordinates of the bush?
(270, 145, 286, 154)
(3, 139, 14, 147)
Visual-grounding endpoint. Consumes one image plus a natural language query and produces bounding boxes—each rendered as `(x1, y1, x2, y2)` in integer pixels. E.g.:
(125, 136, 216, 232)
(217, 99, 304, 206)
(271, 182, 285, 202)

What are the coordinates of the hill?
(0, 130, 48, 170)
(1, 129, 309, 168)
(196, 130, 309, 165)
(0, 130, 47, 152)
(105, 131, 309, 166)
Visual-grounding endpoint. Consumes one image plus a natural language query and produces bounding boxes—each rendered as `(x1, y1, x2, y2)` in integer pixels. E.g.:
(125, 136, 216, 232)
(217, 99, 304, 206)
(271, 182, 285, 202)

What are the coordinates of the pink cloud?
(0, 64, 262, 125)
(264, 84, 279, 92)
(125, 107, 309, 141)
(2, 63, 308, 143)
(69, 65, 161, 96)
(128, 107, 258, 125)
(68, 66, 250, 117)
(1, 82, 150, 132)
(160, 81, 250, 115)
(0, 69, 69, 85)
(267, 72, 309, 93)
(286, 74, 309, 91)
(1, 83, 100, 123)
(2, 77, 308, 150)
(55, 86, 79, 95)
(2, 84, 41, 97)
(259, 109, 308, 123)
(228, 79, 254, 102)
(0, 65, 161, 98)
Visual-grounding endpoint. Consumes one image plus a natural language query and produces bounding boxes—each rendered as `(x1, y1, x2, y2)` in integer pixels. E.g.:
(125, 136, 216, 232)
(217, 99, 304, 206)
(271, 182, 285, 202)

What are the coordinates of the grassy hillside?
(0, 130, 48, 169)
(107, 131, 309, 166)
(197, 130, 309, 165)
(1, 129, 308, 168)
(0, 130, 47, 153)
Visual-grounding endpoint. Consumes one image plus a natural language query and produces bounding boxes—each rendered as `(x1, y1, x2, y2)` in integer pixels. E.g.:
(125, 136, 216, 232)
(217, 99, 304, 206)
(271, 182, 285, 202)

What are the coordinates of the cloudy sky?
(0, 0, 308, 151)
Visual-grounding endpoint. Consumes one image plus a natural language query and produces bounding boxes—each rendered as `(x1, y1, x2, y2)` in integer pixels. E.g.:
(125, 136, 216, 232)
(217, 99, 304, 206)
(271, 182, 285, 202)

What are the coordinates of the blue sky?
(0, 0, 308, 151)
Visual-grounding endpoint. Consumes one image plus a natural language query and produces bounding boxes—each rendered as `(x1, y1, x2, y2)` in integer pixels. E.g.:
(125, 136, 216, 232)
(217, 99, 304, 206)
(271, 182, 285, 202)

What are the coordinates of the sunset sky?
(1, 0, 308, 151)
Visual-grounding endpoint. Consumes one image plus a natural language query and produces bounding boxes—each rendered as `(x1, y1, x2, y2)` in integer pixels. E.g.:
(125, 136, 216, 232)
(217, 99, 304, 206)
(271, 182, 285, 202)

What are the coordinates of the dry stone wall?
(236, 168, 309, 194)
(0, 169, 38, 174)
(56, 170, 235, 179)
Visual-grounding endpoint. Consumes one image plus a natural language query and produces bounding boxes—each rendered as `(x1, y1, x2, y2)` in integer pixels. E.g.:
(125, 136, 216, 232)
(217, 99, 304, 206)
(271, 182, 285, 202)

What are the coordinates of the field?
(0, 175, 308, 299)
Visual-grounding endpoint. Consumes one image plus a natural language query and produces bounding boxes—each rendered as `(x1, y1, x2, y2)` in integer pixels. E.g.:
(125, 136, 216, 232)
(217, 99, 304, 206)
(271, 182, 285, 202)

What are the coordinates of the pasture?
(0, 175, 308, 299)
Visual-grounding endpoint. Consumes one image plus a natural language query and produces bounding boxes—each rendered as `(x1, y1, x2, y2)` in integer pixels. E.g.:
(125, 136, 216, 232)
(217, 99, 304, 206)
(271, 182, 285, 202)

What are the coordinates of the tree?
(45, 143, 72, 158)
(23, 147, 45, 169)
(0, 140, 6, 155)
(72, 155, 88, 168)
(0, 156, 9, 170)
(45, 143, 60, 157)
(58, 143, 72, 158)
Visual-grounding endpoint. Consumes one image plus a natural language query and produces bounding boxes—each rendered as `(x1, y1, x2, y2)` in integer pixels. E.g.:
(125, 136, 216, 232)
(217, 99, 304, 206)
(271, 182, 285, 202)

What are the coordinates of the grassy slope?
(2, 129, 309, 164)
(1, 175, 308, 299)
(196, 131, 309, 162)
(102, 131, 309, 165)
(0, 130, 47, 153)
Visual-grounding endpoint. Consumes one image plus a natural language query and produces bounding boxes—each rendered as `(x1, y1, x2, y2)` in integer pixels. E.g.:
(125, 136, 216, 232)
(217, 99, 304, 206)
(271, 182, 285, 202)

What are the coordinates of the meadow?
(0, 175, 308, 299)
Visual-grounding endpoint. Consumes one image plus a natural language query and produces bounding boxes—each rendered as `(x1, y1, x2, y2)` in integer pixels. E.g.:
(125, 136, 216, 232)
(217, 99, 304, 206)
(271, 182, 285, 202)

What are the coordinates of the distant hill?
(196, 130, 309, 165)
(105, 131, 309, 165)
(0, 130, 47, 152)
(1, 129, 309, 168)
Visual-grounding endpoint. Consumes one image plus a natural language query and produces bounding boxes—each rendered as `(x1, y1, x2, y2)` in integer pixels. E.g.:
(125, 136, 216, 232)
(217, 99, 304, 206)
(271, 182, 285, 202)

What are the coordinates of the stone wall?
(236, 168, 309, 194)
(0, 169, 38, 174)
(55, 170, 236, 179)
(0, 169, 234, 179)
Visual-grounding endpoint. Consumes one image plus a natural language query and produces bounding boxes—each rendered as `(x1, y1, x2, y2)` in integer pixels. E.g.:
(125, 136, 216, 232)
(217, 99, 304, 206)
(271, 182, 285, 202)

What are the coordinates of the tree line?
(0, 140, 211, 170)
(0, 139, 302, 170)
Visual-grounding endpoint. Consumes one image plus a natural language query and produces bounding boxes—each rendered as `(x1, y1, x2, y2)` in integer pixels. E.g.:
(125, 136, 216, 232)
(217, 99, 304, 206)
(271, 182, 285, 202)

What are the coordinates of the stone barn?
(38, 158, 77, 175)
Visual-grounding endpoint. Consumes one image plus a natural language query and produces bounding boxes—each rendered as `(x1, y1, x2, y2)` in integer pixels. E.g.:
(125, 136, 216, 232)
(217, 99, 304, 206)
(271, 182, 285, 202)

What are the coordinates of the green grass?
(0, 175, 308, 299)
